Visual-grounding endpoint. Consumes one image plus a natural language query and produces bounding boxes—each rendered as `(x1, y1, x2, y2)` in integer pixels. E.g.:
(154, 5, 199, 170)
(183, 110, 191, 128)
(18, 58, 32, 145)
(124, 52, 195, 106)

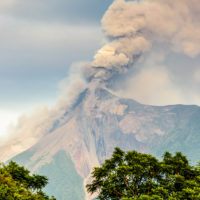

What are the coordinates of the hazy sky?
(1, 0, 200, 137)
(0, 0, 113, 136)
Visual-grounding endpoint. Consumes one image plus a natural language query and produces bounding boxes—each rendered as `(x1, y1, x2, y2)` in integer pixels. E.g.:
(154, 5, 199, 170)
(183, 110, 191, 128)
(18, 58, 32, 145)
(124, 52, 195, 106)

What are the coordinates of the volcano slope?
(1, 0, 200, 199)
(6, 85, 200, 200)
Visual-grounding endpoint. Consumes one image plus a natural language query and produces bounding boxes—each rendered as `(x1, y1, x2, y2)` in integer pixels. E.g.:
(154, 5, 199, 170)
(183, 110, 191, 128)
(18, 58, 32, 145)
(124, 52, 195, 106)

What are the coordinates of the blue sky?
(0, 0, 113, 135)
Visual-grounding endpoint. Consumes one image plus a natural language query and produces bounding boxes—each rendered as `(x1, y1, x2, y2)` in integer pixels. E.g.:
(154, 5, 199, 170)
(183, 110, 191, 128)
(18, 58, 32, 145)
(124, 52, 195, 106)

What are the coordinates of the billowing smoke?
(1, 0, 200, 160)
(83, 0, 200, 87)
(0, 62, 87, 161)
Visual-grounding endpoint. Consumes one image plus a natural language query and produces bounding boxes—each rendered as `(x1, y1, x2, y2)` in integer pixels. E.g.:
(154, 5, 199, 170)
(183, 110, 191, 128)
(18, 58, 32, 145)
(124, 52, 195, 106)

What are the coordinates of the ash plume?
(1, 0, 200, 161)
(83, 0, 200, 86)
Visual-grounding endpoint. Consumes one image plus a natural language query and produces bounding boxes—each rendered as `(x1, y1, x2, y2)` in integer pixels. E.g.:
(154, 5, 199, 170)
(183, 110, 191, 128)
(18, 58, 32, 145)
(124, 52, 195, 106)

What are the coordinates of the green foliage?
(87, 148, 200, 200)
(11, 150, 85, 200)
(0, 161, 56, 200)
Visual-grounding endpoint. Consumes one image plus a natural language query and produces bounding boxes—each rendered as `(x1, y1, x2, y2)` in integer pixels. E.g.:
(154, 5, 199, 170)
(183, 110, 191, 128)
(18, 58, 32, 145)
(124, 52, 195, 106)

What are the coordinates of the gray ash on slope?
(3, 0, 200, 199)
(8, 86, 200, 200)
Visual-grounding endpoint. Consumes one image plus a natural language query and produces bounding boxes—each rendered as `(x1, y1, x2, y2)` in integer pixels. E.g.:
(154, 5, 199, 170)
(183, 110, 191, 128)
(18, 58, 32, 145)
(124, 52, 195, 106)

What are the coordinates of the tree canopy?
(0, 161, 56, 200)
(87, 148, 200, 200)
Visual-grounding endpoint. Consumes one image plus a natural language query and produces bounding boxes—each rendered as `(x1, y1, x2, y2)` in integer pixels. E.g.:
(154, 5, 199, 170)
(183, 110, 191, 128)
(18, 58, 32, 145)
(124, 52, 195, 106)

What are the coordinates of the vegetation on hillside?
(0, 161, 56, 200)
(12, 150, 85, 200)
(36, 151, 85, 200)
(87, 148, 200, 200)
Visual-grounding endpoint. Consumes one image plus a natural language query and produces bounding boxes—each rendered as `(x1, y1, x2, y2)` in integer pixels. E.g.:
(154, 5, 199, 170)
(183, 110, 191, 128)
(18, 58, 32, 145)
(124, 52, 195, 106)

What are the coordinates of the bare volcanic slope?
(9, 85, 200, 200)
(2, 0, 200, 199)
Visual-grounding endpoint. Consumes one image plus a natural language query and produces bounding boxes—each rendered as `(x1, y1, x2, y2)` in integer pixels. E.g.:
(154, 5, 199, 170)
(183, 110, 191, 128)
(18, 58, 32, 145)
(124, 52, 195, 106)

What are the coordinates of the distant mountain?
(2, 85, 200, 199)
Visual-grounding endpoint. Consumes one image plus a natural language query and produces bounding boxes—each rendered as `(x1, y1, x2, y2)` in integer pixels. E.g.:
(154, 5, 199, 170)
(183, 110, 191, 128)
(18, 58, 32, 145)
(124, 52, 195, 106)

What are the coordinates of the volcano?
(2, 84, 200, 199)
(1, 0, 200, 199)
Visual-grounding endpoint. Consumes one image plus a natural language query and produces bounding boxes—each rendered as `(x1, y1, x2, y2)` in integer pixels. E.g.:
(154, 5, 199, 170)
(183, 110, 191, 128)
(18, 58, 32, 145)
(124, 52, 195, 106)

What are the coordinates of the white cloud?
(0, 110, 22, 140)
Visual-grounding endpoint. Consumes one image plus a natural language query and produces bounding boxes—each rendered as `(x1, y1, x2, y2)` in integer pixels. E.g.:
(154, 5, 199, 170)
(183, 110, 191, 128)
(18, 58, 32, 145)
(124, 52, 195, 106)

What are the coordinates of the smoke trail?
(1, 0, 200, 162)
(83, 0, 200, 86)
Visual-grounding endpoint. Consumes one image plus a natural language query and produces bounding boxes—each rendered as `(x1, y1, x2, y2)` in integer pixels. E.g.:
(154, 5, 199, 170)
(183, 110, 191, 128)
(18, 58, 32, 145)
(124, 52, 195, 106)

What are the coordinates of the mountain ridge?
(1, 86, 200, 199)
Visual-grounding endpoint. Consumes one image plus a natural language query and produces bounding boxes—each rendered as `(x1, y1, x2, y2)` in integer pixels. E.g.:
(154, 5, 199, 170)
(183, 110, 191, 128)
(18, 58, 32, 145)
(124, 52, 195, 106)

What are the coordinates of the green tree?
(0, 161, 56, 200)
(87, 148, 200, 200)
